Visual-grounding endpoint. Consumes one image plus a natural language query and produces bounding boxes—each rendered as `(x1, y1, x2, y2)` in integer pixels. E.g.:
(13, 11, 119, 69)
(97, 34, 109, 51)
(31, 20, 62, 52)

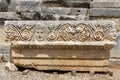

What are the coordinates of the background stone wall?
(0, 0, 120, 61)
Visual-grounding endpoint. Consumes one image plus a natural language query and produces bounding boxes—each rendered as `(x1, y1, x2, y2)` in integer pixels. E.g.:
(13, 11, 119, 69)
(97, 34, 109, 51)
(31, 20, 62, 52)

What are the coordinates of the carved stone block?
(4, 21, 117, 72)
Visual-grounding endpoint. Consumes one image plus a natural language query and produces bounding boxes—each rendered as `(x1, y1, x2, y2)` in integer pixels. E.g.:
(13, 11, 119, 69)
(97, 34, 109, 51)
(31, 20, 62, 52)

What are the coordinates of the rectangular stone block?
(63, 0, 92, 7)
(0, 12, 19, 20)
(19, 8, 87, 20)
(90, 8, 120, 17)
(4, 20, 117, 72)
(0, 0, 8, 11)
(41, 7, 71, 15)
(0, 43, 10, 54)
(41, 7, 88, 15)
(8, 0, 42, 12)
(91, 0, 120, 8)
(4, 21, 117, 42)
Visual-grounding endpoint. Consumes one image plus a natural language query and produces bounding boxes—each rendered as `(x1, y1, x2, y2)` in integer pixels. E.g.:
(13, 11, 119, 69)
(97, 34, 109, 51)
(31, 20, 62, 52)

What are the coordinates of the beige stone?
(4, 21, 117, 73)
(5, 62, 18, 71)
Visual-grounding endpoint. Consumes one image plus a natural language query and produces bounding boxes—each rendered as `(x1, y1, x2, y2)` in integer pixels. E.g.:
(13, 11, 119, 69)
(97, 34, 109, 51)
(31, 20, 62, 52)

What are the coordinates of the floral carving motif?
(5, 24, 34, 41)
(5, 22, 117, 42)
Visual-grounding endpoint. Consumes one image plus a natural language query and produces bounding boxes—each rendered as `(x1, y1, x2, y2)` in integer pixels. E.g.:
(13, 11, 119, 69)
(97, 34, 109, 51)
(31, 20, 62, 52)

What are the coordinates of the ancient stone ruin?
(0, 0, 119, 74)
(5, 20, 117, 73)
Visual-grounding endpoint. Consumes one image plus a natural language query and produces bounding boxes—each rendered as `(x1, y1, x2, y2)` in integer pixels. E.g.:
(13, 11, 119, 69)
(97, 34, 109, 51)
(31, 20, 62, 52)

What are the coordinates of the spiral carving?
(5, 22, 117, 42)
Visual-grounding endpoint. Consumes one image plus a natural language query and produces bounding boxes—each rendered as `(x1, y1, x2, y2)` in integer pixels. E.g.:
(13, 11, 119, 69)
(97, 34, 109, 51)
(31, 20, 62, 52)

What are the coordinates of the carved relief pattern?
(5, 22, 117, 42)
(5, 24, 34, 41)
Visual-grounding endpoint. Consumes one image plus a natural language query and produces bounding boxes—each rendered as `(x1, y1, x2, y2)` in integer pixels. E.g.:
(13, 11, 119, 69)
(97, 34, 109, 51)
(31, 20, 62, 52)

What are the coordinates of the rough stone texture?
(0, 36, 10, 62)
(0, 0, 8, 11)
(0, 24, 5, 42)
(4, 21, 117, 42)
(110, 59, 120, 68)
(0, 12, 20, 20)
(4, 21, 117, 72)
(63, 0, 92, 7)
(5, 62, 18, 71)
(21, 12, 41, 20)
(41, 7, 88, 15)
(0, 62, 120, 80)
(89, 17, 120, 33)
(0, 54, 3, 61)
(0, 43, 10, 54)
(111, 33, 120, 58)
(3, 54, 9, 62)
(91, 0, 120, 8)
(90, 8, 120, 18)
(8, 0, 42, 12)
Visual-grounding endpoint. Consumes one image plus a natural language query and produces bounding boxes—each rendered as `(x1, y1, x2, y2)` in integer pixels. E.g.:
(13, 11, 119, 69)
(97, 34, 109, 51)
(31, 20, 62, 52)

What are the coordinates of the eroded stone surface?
(8, 0, 42, 12)
(0, 43, 10, 54)
(90, 8, 120, 17)
(0, 12, 19, 20)
(4, 21, 117, 42)
(3, 54, 9, 62)
(5, 62, 18, 71)
(63, 0, 92, 7)
(4, 21, 117, 72)
(91, 0, 120, 8)
(0, 0, 8, 11)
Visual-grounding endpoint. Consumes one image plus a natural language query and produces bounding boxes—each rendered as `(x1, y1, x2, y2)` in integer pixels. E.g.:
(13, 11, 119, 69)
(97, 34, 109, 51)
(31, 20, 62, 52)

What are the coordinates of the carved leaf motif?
(5, 24, 34, 41)
(5, 22, 117, 42)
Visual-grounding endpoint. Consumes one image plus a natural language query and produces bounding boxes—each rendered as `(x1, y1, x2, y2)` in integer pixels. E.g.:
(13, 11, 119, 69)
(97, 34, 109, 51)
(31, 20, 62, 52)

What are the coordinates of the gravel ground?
(0, 62, 120, 80)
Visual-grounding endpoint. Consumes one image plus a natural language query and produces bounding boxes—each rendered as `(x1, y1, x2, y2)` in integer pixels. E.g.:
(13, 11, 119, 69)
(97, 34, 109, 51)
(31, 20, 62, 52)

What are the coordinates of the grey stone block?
(40, 8, 88, 20)
(41, 7, 88, 15)
(21, 12, 41, 20)
(41, 7, 71, 15)
(0, 12, 20, 20)
(90, 8, 120, 17)
(63, 0, 92, 7)
(111, 33, 120, 58)
(91, 0, 120, 8)
(8, 0, 42, 12)
(71, 8, 88, 15)
(0, 0, 8, 11)
(0, 43, 10, 54)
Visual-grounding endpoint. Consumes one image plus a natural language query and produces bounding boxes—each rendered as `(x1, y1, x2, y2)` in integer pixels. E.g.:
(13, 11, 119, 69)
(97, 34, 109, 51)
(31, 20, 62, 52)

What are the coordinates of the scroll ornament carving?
(5, 23, 117, 42)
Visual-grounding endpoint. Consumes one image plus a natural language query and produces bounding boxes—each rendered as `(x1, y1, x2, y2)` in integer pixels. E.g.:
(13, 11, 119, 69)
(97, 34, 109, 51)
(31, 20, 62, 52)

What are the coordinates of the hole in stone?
(77, 10, 81, 12)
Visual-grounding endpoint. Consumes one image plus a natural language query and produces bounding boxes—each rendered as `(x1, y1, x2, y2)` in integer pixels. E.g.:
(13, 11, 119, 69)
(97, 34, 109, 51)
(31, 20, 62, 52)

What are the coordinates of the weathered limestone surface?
(40, 8, 88, 20)
(0, 43, 10, 62)
(41, 7, 88, 15)
(0, 0, 8, 11)
(5, 62, 18, 71)
(4, 21, 117, 42)
(111, 33, 120, 58)
(90, 8, 120, 17)
(63, 0, 92, 7)
(91, 0, 120, 8)
(8, 0, 42, 12)
(0, 43, 10, 54)
(0, 12, 19, 20)
(4, 21, 117, 72)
